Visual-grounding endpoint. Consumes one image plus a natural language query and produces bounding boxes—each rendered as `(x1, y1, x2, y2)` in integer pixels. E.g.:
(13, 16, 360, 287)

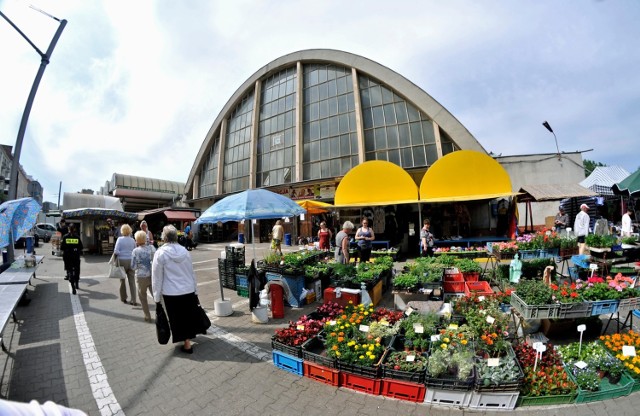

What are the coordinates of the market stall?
(62, 208, 137, 254)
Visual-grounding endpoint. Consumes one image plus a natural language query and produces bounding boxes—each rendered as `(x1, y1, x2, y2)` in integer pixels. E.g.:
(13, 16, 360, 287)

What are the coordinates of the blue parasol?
(0, 197, 42, 249)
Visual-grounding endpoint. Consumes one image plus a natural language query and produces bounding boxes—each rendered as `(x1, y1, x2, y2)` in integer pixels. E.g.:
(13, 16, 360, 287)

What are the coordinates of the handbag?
(195, 295, 211, 334)
(155, 303, 171, 344)
(108, 255, 126, 279)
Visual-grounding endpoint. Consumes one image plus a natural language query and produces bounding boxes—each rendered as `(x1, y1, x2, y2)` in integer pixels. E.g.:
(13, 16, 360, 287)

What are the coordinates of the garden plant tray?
(556, 302, 592, 319)
(516, 393, 576, 407)
(444, 272, 465, 293)
(380, 336, 428, 383)
(617, 297, 640, 317)
(589, 299, 619, 316)
(425, 367, 475, 391)
(271, 335, 303, 358)
(568, 369, 634, 403)
(510, 293, 560, 319)
(272, 350, 304, 376)
(473, 353, 524, 392)
(301, 336, 337, 369)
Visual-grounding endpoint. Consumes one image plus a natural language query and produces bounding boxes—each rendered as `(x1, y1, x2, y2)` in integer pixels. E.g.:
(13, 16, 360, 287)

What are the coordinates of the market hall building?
(185, 49, 585, 251)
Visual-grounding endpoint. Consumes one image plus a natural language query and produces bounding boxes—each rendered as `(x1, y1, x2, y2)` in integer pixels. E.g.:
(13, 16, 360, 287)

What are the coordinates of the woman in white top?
(621, 208, 633, 237)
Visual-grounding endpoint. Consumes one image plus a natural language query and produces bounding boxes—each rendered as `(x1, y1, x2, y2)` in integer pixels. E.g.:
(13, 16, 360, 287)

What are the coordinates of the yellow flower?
(364, 311, 369, 316)
(370, 355, 376, 360)
(355, 345, 359, 350)
(359, 355, 364, 359)
(336, 351, 341, 356)
(369, 345, 374, 351)
(443, 338, 450, 343)
(461, 340, 468, 345)
(441, 344, 447, 349)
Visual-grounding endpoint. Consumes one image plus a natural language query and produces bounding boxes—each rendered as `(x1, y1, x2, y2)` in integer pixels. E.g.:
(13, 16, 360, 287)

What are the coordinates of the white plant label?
(487, 358, 500, 367)
(448, 323, 459, 330)
(413, 324, 424, 334)
(577, 324, 586, 332)
(329, 320, 336, 326)
(486, 316, 495, 324)
(575, 361, 588, 369)
(431, 334, 441, 342)
(622, 345, 637, 357)
(297, 325, 305, 331)
(406, 355, 416, 362)
(359, 324, 370, 333)
(478, 296, 485, 301)
(405, 306, 414, 316)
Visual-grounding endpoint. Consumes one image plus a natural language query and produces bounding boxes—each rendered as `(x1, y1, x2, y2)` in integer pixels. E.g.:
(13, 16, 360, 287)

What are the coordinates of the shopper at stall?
(152, 225, 200, 354)
(317, 221, 332, 252)
(574, 203, 590, 255)
(140, 220, 154, 247)
(355, 218, 375, 262)
(621, 207, 634, 237)
(131, 231, 156, 322)
(60, 224, 83, 295)
(554, 207, 569, 230)
(335, 221, 354, 264)
(271, 220, 284, 255)
(114, 224, 138, 305)
(420, 219, 435, 257)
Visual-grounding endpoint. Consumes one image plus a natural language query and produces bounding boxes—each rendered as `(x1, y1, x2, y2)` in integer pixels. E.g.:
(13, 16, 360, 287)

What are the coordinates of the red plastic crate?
(323, 287, 360, 308)
(464, 281, 493, 297)
(444, 273, 465, 293)
(381, 378, 426, 402)
(304, 361, 340, 387)
(340, 372, 381, 395)
(462, 272, 480, 282)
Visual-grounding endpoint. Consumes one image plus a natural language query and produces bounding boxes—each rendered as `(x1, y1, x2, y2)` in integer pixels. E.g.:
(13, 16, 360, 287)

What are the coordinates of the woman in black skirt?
(152, 225, 200, 353)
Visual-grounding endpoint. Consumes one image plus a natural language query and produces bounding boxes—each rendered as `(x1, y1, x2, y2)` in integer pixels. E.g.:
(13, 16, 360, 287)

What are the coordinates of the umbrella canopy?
(612, 168, 640, 197)
(62, 208, 138, 221)
(296, 199, 333, 215)
(197, 189, 305, 224)
(0, 197, 41, 248)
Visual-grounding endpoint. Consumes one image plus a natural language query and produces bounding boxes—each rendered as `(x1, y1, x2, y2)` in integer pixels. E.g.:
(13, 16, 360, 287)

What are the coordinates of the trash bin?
(270, 283, 284, 319)
(238, 233, 244, 244)
(284, 233, 292, 246)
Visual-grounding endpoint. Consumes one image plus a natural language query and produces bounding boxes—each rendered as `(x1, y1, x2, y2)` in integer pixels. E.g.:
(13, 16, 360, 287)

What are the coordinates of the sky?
(1, 0, 639, 204)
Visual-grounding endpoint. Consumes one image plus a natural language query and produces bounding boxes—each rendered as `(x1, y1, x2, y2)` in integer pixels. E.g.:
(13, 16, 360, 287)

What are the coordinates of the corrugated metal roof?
(517, 183, 598, 202)
(579, 166, 630, 193)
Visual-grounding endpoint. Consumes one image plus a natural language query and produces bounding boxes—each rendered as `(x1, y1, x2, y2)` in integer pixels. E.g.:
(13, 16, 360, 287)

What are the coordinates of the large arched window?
(198, 136, 219, 198)
(223, 93, 254, 193)
(302, 63, 358, 180)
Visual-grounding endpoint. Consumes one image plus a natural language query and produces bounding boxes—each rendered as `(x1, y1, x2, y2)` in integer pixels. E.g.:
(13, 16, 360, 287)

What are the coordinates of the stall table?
(434, 236, 510, 248)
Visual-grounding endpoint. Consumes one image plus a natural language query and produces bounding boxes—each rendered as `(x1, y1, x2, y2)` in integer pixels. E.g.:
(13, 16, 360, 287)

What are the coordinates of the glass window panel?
(441, 141, 453, 155)
(340, 134, 350, 155)
(370, 85, 382, 106)
(303, 143, 310, 161)
(311, 162, 320, 179)
(285, 94, 294, 111)
(349, 112, 356, 131)
(364, 129, 375, 152)
(338, 113, 349, 134)
(388, 149, 400, 165)
(319, 100, 329, 119)
(359, 76, 369, 89)
(318, 68, 327, 83)
(270, 101, 278, 118)
(318, 82, 328, 100)
(392, 102, 406, 124)
(347, 92, 355, 111)
(264, 87, 272, 103)
(425, 144, 438, 165)
(401, 147, 413, 167)
(309, 102, 319, 121)
(329, 136, 339, 158)
(276, 114, 284, 131)
(376, 151, 387, 161)
(386, 125, 399, 148)
(337, 94, 347, 113)
(362, 107, 373, 128)
(341, 157, 351, 175)
(307, 69, 318, 86)
(319, 118, 328, 139)
(422, 120, 435, 144)
(310, 120, 319, 140)
(285, 128, 294, 147)
(327, 67, 336, 80)
(321, 160, 331, 178)
(383, 104, 396, 124)
(329, 116, 339, 136)
(285, 111, 293, 129)
(372, 106, 385, 127)
(328, 97, 338, 116)
(410, 122, 423, 144)
(407, 104, 420, 122)
(278, 82, 286, 98)
(303, 122, 311, 141)
(374, 127, 386, 150)
(381, 86, 394, 104)
(330, 158, 340, 177)
(303, 163, 310, 180)
(328, 79, 337, 97)
(303, 105, 311, 123)
(277, 97, 285, 114)
(346, 74, 353, 92)
(309, 85, 319, 103)
(360, 88, 371, 108)
(397, 124, 410, 147)
(276, 149, 283, 167)
(337, 77, 347, 95)
(350, 133, 358, 153)
(320, 138, 330, 159)
(413, 146, 426, 167)
(310, 141, 320, 161)
(286, 79, 294, 95)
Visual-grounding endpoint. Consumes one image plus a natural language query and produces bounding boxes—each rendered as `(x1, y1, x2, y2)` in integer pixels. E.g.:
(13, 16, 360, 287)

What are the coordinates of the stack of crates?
(235, 274, 249, 297)
(218, 245, 246, 290)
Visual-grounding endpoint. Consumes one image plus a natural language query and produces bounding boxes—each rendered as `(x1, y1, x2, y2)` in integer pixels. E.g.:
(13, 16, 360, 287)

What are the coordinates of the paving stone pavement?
(1, 241, 639, 415)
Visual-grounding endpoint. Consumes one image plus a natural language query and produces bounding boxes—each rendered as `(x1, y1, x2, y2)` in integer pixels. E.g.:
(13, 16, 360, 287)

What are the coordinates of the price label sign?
(405, 307, 414, 316)
(296, 325, 305, 331)
(448, 323, 459, 330)
(622, 345, 637, 357)
(406, 355, 416, 362)
(577, 324, 586, 332)
(359, 324, 370, 333)
(487, 358, 500, 367)
(478, 296, 485, 301)
(486, 316, 495, 324)
(431, 334, 441, 342)
(379, 319, 390, 327)
(329, 320, 336, 326)
(534, 344, 547, 353)
(413, 324, 424, 334)
(575, 361, 588, 369)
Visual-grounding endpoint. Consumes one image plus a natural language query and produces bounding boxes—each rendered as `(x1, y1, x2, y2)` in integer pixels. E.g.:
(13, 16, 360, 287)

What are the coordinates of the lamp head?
(542, 121, 554, 133)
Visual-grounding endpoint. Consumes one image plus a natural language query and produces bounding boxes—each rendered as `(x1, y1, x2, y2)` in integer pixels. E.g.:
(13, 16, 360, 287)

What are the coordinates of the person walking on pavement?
(271, 220, 284, 255)
(335, 221, 354, 264)
(574, 203, 590, 255)
(152, 225, 200, 354)
(131, 230, 156, 322)
(114, 224, 138, 305)
(140, 220, 155, 247)
(621, 207, 634, 237)
(57, 219, 70, 280)
(60, 223, 83, 295)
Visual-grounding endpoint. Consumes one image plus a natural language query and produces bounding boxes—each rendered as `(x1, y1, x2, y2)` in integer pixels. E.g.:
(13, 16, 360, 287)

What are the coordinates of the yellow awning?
(419, 150, 517, 202)
(334, 160, 419, 207)
(296, 199, 333, 214)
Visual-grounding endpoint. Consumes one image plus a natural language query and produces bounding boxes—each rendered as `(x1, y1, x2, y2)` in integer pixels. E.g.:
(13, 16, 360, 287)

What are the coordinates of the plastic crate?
(518, 249, 539, 260)
(380, 337, 428, 383)
(629, 376, 640, 394)
(303, 361, 340, 387)
(271, 335, 303, 358)
(235, 274, 248, 288)
(380, 378, 426, 402)
(301, 336, 337, 369)
(617, 297, 640, 317)
(272, 350, 303, 376)
(556, 302, 592, 319)
(462, 272, 480, 282)
(444, 272, 465, 293)
(464, 281, 493, 297)
(237, 287, 249, 298)
(469, 390, 519, 410)
(510, 293, 559, 319)
(474, 350, 523, 393)
(516, 393, 576, 407)
(567, 368, 634, 403)
(337, 360, 380, 379)
(424, 387, 473, 407)
(425, 366, 475, 391)
(589, 299, 620, 316)
(339, 372, 381, 395)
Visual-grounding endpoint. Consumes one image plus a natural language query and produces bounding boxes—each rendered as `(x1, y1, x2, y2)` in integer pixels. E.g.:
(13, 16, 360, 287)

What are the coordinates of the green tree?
(583, 159, 607, 177)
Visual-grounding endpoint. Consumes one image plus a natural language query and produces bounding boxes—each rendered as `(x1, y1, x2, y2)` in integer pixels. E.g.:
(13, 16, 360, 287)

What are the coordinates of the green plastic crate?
(567, 369, 634, 403)
(516, 393, 576, 407)
(237, 287, 249, 298)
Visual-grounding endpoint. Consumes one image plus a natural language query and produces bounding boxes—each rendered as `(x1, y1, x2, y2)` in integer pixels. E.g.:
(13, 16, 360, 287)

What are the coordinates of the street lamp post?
(542, 121, 562, 161)
(1, 9, 66, 263)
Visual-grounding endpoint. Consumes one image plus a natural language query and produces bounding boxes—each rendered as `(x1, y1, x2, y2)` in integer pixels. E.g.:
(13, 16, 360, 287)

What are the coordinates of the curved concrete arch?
(186, 49, 485, 197)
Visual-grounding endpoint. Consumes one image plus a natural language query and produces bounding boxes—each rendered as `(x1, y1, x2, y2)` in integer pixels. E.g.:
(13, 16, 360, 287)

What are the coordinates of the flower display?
(600, 331, 640, 378)
(273, 314, 326, 346)
(383, 350, 428, 372)
(513, 343, 576, 397)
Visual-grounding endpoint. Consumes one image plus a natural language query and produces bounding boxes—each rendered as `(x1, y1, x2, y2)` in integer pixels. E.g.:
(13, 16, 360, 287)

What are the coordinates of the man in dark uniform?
(57, 219, 70, 279)
(60, 224, 83, 294)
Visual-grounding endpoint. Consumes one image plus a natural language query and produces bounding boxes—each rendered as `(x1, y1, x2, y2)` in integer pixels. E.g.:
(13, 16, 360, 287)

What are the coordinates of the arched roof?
(186, 49, 486, 194)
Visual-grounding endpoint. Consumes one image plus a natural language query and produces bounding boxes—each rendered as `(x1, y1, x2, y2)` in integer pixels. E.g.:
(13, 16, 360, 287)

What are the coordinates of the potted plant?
(513, 279, 553, 305)
(454, 258, 482, 280)
(392, 273, 419, 291)
(621, 236, 638, 249)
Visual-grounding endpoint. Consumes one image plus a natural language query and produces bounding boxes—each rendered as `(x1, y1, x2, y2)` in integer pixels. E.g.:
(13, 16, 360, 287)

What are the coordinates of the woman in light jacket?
(114, 224, 137, 305)
(152, 225, 201, 353)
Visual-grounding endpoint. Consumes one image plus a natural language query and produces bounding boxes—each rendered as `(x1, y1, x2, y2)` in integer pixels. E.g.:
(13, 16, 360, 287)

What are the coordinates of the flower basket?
(271, 335, 303, 358)
(510, 292, 560, 319)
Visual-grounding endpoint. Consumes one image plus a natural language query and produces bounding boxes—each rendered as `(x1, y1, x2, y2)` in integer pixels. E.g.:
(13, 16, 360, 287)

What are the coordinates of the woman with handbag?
(152, 225, 203, 353)
(114, 224, 137, 305)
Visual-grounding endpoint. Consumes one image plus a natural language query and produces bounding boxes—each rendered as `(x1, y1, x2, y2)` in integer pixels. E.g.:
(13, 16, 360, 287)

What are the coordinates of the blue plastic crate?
(590, 299, 619, 316)
(272, 350, 304, 376)
(235, 274, 248, 288)
(266, 272, 283, 281)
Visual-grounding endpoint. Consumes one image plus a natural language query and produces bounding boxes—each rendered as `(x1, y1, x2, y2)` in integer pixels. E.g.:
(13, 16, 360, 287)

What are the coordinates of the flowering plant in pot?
(316, 302, 343, 319)
(513, 279, 553, 305)
(383, 350, 428, 372)
(273, 315, 325, 346)
(550, 282, 582, 303)
(514, 343, 577, 397)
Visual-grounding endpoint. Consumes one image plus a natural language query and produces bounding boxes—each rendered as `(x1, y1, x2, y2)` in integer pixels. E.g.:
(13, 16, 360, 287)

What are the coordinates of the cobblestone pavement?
(1, 242, 639, 416)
